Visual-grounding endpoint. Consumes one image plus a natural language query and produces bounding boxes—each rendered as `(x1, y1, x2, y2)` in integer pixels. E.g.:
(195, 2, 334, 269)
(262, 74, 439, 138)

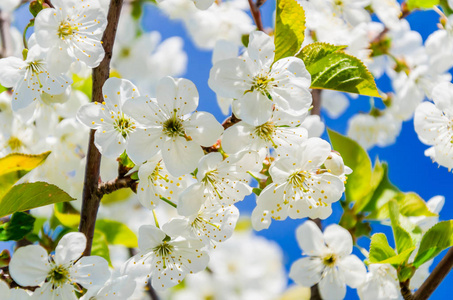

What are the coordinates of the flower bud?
(324, 151, 345, 175)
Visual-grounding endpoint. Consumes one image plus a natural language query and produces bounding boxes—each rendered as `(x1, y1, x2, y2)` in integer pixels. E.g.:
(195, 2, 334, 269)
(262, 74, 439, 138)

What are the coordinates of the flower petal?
(323, 224, 353, 257)
(55, 232, 86, 264)
(9, 245, 50, 287)
(289, 257, 323, 287)
(295, 220, 327, 256)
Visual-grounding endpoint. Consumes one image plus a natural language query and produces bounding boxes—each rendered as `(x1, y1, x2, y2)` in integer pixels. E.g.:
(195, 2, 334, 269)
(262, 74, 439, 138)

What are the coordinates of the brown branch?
(78, 0, 124, 256)
(310, 89, 322, 116)
(400, 280, 414, 300)
(96, 176, 137, 197)
(413, 247, 453, 300)
(248, 0, 265, 32)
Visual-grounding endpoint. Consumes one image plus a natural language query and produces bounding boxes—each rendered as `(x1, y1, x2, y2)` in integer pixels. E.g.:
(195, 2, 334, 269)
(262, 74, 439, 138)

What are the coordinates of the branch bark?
(413, 247, 453, 300)
(78, 0, 124, 256)
(400, 280, 414, 300)
(248, 0, 265, 32)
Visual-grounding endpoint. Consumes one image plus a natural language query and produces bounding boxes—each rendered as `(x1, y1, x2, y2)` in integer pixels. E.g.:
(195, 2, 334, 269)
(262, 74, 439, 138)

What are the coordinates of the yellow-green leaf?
(300, 44, 380, 97)
(0, 151, 50, 177)
(274, 0, 306, 61)
(95, 219, 138, 248)
(92, 230, 112, 266)
(53, 203, 80, 228)
(413, 220, 453, 267)
(327, 129, 372, 204)
(369, 233, 396, 263)
(0, 182, 75, 218)
(407, 0, 439, 10)
(389, 200, 415, 254)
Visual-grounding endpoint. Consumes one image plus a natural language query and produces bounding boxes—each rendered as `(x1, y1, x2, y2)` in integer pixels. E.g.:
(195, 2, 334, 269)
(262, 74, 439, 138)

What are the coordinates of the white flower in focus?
(77, 77, 140, 158)
(34, 0, 107, 73)
(414, 82, 453, 170)
(137, 155, 191, 210)
(252, 138, 345, 231)
(80, 271, 137, 300)
(357, 264, 399, 300)
(123, 76, 224, 176)
(125, 225, 209, 290)
(9, 232, 110, 299)
(0, 46, 72, 111)
(289, 221, 366, 300)
(178, 151, 260, 216)
(221, 109, 309, 160)
(209, 31, 312, 126)
(164, 202, 239, 246)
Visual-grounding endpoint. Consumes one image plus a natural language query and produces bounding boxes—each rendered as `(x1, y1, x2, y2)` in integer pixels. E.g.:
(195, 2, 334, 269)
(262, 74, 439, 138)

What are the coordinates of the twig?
(413, 247, 453, 300)
(97, 176, 137, 197)
(310, 89, 322, 116)
(78, 0, 124, 256)
(248, 0, 265, 32)
(400, 280, 414, 300)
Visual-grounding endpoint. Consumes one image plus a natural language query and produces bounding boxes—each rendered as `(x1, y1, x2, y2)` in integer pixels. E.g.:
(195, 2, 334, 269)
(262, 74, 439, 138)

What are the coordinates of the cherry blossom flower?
(0, 46, 72, 111)
(357, 264, 400, 300)
(77, 77, 140, 158)
(208, 31, 312, 126)
(178, 151, 261, 216)
(125, 225, 209, 290)
(123, 76, 223, 176)
(34, 0, 107, 73)
(414, 82, 453, 170)
(289, 221, 366, 300)
(9, 232, 110, 300)
(252, 138, 346, 231)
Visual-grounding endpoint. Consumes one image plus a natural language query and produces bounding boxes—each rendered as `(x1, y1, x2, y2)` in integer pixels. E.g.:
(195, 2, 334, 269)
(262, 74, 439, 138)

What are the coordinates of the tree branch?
(310, 89, 322, 116)
(248, 0, 265, 32)
(400, 280, 414, 300)
(413, 247, 453, 300)
(78, 0, 124, 256)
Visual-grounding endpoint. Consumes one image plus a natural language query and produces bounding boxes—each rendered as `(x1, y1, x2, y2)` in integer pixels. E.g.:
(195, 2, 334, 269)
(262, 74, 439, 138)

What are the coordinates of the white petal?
(432, 82, 453, 116)
(208, 58, 252, 99)
(289, 257, 323, 287)
(72, 256, 110, 289)
(161, 138, 204, 176)
(138, 225, 166, 251)
(126, 128, 163, 164)
(324, 224, 353, 257)
(338, 255, 366, 288)
(247, 31, 275, 69)
(102, 78, 140, 111)
(318, 268, 347, 300)
(9, 245, 50, 287)
(236, 91, 273, 126)
(94, 128, 126, 158)
(0, 57, 26, 87)
(156, 77, 198, 116)
(185, 111, 223, 146)
(55, 232, 86, 264)
(178, 183, 207, 216)
(296, 221, 327, 256)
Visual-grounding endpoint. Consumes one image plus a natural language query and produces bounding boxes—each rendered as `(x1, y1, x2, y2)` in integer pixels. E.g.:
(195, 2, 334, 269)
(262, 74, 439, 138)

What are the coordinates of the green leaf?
(399, 193, 437, 218)
(388, 200, 414, 254)
(0, 212, 35, 241)
(298, 42, 346, 68)
(440, 0, 453, 15)
(379, 246, 416, 267)
(0, 250, 11, 268)
(327, 129, 372, 204)
(53, 203, 80, 228)
(72, 74, 92, 99)
(407, 0, 439, 10)
(95, 219, 138, 248)
(369, 233, 396, 263)
(274, 0, 306, 61)
(101, 188, 133, 205)
(413, 220, 453, 267)
(0, 152, 51, 198)
(92, 230, 112, 266)
(0, 182, 75, 218)
(363, 164, 399, 215)
(0, 84, 7, 94)
(299, 44, 380, 97)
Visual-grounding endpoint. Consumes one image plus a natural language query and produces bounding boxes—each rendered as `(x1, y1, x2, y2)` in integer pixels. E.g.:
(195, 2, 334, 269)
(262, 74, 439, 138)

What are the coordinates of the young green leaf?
(388, 200, 415, 254)
(327, 129, 372, 204)
(379, 246, 416, 267)
(407, 0, 439, 10)
(0, 182, 75, 218)
(413, 220, 453, 267)
(95, 219, 138, 248)
(274, 0, 306, 61)
(299, 44, 380, 97)
(92, 230, 112, 266)
(362, 164, 399, 215)
(369, 233, 396, 263)
(0, 212, 35, 241)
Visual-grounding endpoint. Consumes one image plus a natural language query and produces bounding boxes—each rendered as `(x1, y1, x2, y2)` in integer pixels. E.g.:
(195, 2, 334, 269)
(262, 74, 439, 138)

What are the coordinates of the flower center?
(153, 241, 174, 269)
(288, 171, 309, 191)
(162, 117, 184, 137)
(7, 136, 23, 151)
(322, 253, 337, 267)
(58, 22, 78, 39)
(251, 74, 274, 94)
(120, 47, 131, 58)
(114, 115, 135, 138)
(254, 121, 275, 142)
(47, 264, 70, 287)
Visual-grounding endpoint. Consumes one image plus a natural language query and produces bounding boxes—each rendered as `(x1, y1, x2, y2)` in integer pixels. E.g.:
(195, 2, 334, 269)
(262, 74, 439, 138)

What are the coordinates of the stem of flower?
(160, 197, 177, 208)
(248, 0, 265, 32)
(78, 0, 124, 256)
(152, 209, 160, 228)
(413, 247, 453, 300)
(400, 279, 414, 300)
